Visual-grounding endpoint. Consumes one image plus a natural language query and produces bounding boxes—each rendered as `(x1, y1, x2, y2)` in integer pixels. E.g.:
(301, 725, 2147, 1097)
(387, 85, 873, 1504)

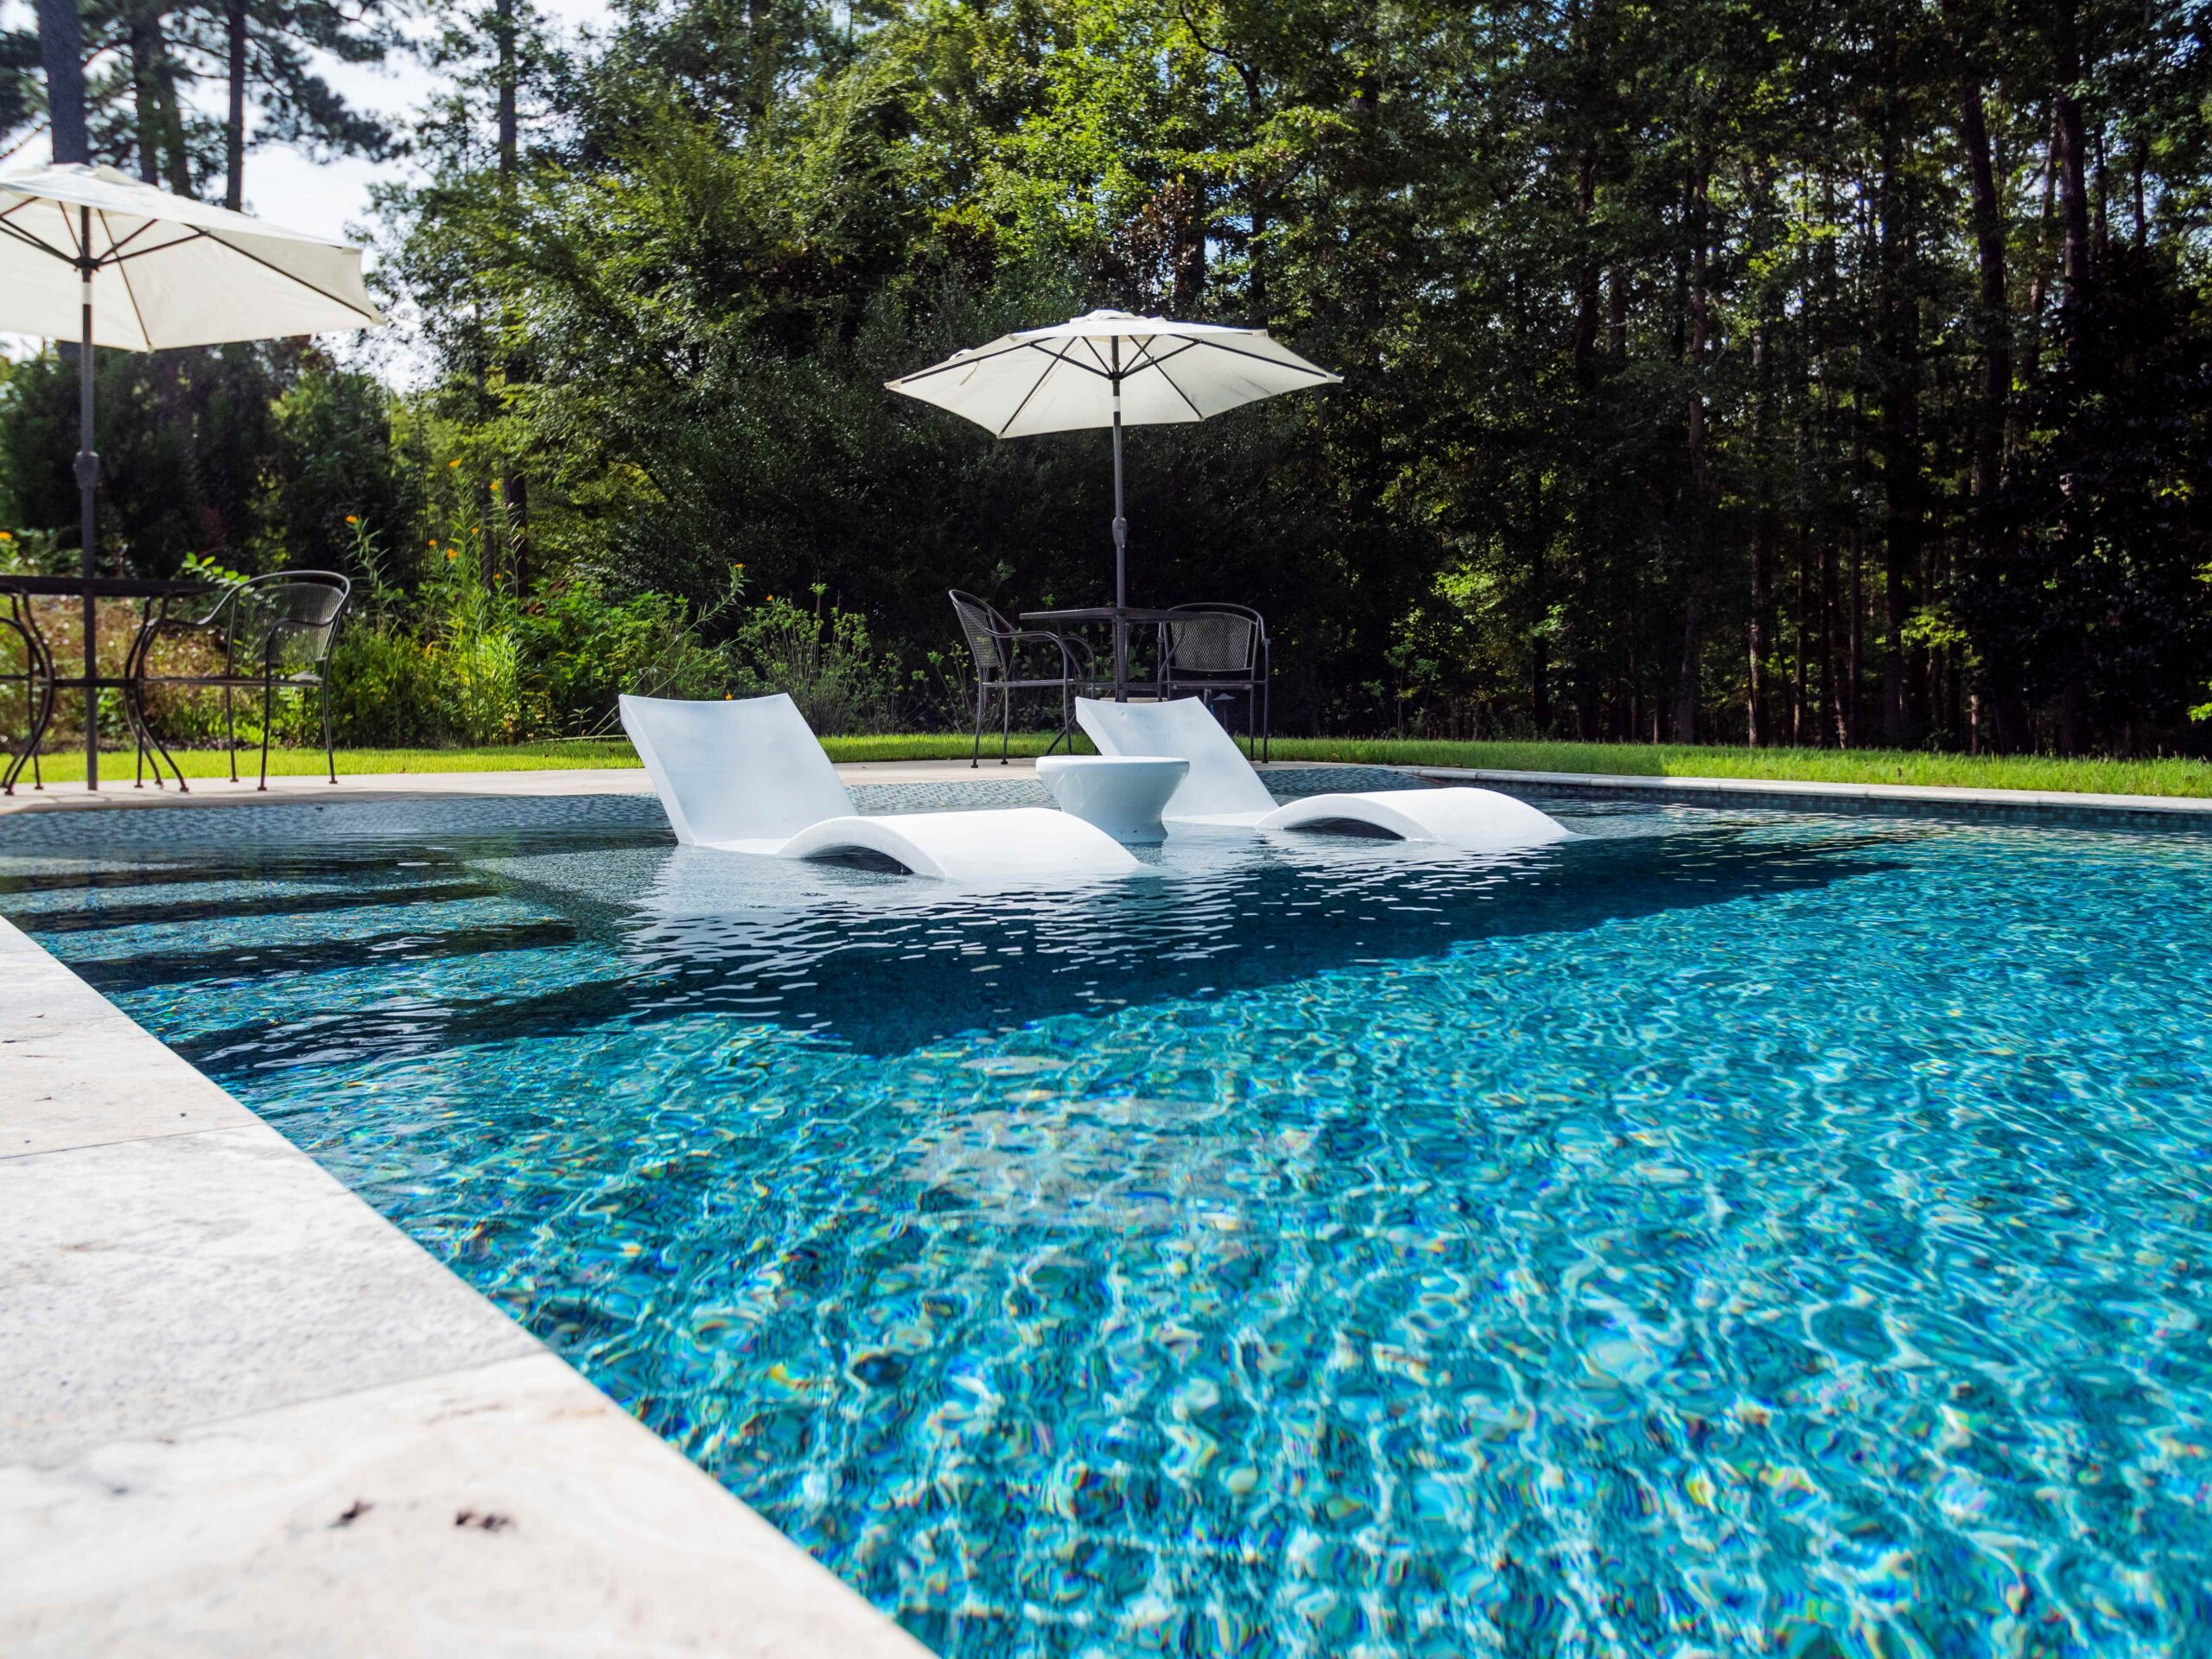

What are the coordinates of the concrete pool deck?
(0, 915, 931, 1656)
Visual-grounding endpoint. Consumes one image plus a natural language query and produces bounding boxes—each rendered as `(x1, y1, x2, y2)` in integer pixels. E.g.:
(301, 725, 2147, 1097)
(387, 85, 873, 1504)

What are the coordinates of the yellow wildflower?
(448, 459, 462, 469)
(345, 514, 359, 525)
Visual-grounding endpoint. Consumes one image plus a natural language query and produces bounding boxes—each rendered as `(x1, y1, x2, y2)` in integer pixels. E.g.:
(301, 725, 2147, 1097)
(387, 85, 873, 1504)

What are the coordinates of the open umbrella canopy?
(0, 162, 385, 348)
(888, 310, 1338, 629)
(0, 162, 385, 790)
(886, 308, 1338, 437)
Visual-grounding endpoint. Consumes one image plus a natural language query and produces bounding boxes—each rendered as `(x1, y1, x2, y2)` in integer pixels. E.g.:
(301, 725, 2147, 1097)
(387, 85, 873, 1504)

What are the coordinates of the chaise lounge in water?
(620, 693, 1139, 881)
(1076, 696, 1573, 851)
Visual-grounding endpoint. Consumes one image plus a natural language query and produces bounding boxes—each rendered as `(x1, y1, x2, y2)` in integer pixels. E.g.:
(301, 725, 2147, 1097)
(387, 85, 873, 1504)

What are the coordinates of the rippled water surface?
(8, 785, 2212, 1656)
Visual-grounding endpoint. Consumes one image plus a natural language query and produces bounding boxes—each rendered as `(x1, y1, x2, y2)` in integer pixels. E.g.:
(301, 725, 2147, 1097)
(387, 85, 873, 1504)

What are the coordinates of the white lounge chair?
(1075, 696, 1573, 851)
(620, 693, 1139, 881)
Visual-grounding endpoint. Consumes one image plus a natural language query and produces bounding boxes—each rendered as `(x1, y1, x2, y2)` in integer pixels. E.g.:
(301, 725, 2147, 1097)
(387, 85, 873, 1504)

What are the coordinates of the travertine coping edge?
(0, 915, 931, 1658)
(8, 756, 2208, 832)
(1413, 765, 2212, 830)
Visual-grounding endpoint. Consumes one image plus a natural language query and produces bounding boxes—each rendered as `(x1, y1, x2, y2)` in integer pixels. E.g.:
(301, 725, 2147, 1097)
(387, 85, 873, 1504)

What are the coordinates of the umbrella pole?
(75, 208, 98, 790)
(1109, 337, 1128, 701)
(1111, 398, 1126, 613)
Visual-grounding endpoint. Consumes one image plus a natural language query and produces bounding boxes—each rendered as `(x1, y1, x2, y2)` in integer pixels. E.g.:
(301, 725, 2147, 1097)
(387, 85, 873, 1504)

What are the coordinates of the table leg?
(1, 601, 36, 795)
(3, 595, 56, 796)
(124, 598, 188, 792)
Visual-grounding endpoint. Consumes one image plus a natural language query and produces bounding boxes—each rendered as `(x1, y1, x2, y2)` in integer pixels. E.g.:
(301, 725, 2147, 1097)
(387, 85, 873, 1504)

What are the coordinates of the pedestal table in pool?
(1037, 754, 1190, 844)
(0, 575, 212, 794)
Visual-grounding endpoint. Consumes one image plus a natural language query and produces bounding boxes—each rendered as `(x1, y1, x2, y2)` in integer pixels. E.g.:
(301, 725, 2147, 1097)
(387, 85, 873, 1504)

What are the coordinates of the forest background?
(2, 0, 2209, 752)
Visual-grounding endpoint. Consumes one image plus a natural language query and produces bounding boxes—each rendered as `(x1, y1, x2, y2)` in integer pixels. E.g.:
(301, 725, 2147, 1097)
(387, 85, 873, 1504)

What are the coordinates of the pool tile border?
(0, 916, 930, 1658)
(1413, 764, 2212, 830)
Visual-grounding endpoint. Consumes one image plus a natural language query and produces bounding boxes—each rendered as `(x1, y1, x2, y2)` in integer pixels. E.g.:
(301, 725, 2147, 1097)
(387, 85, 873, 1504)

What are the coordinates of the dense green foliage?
(6, 0, 2212, 751)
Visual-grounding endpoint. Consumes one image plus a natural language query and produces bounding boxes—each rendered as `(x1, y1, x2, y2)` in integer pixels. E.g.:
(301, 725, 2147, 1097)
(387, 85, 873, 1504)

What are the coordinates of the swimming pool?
(6, 781, 2210, 1656)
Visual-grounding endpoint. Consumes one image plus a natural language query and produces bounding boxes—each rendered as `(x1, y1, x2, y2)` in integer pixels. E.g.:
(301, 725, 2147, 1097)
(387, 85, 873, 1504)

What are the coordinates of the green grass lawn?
(17, 733, 2212, 798)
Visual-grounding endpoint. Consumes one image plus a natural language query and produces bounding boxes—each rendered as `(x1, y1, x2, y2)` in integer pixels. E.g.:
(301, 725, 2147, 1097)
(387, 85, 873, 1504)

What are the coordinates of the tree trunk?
(1240, 63, 1269, 326)
(1571, 156, 1599, 372)
(224, 0, 247, 209)
(497, 0, 520, 179)
(1792, 531, 1810, 743)
(2015, 129, 2059, 453)
(1847, 526, 1863, 745)
(1746, 318, 1777, 746)
(1750, 518, 1773, 746)
(154, 50, 192, 194)
(1675, 582, 1702, 743)
(2053, 6, 2094, 327)
(1876, 52, 1921, 747)
(128, 12, 164, 185)
(1821, 541, 1843, 747)
(1955, 70, 2009, 521)
(35, 0, 89, 165)
(494, 0, 530, 591)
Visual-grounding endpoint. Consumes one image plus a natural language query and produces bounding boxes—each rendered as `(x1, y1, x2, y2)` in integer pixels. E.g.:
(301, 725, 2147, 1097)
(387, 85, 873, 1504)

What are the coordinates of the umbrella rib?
(194, 232, 385, 325)
(1116, 336, 1208, 418)
(1183, 337, 1340, 379)
(111, 240, 157, 352)
(887, 339, 1044, 385)
(0, 215, 72, 265)
(97, 220, 189, 264)
(996, 340, 1085, 437)
(1149, 359, 1209, 421)
(103, 227, 232, 267)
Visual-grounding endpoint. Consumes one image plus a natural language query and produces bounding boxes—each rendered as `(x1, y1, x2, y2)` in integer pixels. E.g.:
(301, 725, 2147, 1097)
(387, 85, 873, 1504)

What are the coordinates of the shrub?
(516, 571, 742, 736)
(727, 588, 902, 735)
(326, 624, 453, 747)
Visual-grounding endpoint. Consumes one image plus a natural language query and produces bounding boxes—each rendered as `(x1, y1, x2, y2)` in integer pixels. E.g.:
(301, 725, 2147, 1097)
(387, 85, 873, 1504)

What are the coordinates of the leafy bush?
(325, 625, 453, 747)
(727, 587, 902, 735)
(516, 569, 745, 735)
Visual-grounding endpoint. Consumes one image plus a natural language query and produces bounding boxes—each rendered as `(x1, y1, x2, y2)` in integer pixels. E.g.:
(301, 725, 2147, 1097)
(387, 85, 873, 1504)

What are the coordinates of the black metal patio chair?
(1156, 601, 1270, 760)
(141, 570, 352, 789)
(949, 589, 1096, 767)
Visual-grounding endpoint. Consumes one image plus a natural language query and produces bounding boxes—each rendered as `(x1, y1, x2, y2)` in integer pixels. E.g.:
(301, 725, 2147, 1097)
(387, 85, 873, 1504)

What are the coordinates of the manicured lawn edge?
(17, 734, 2212, 798)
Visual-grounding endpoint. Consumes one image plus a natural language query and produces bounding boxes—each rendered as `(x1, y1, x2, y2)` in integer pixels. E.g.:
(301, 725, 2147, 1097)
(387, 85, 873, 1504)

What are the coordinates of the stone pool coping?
(1414, 765, 2212, 829)
(0, 916, 931, 1657)
(7, 755, 2209, 830)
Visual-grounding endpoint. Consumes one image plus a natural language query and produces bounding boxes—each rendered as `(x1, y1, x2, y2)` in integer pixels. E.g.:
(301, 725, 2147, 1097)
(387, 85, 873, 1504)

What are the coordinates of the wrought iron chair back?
(948, 589, 1016, 685)
(1158, 602, 1271, 760)
(225, 573, 351, 680)
(946, 588, 1091, 766)
(1164, 607, 1259, 677)
(144, 569, 353, 790)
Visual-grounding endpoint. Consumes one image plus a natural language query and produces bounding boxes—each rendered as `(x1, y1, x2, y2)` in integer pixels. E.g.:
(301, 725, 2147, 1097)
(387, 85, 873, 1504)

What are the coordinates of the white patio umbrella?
(0, 162, 385, 785)
(886, 309, 1338, 611)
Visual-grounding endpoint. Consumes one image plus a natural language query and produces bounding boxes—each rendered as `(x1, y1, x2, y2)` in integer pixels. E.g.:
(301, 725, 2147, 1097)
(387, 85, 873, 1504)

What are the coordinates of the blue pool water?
(7, 783, 2212, 1656)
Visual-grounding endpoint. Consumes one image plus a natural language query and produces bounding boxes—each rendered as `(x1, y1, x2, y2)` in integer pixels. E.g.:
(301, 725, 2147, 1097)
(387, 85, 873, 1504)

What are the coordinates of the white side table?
(1037, 754, 1190, 844)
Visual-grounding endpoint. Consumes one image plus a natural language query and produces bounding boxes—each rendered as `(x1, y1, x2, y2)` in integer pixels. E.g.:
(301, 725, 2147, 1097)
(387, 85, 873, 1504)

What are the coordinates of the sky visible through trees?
(3, 0, 2210, 749)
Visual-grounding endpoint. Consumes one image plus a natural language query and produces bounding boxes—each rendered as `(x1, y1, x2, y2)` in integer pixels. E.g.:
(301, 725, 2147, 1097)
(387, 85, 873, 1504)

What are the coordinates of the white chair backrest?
(620, 692, 853, 846)
(1075, 696, 1277, 817)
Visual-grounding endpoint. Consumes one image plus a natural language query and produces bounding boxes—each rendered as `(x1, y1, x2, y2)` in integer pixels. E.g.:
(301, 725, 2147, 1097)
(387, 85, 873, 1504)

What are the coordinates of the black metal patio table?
(0, 575, 213, 795)
(1018, 605, 1185, 703)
